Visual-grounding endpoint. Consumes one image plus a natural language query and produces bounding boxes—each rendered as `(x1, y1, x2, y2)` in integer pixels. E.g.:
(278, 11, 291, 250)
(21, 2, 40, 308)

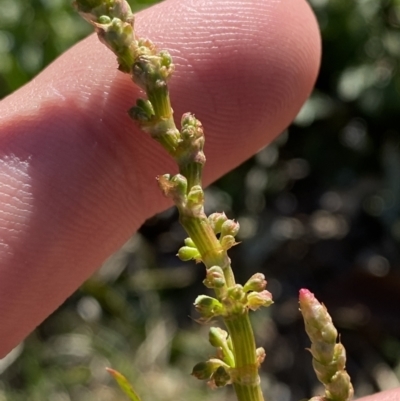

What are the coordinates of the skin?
(0, 0, 397, 399)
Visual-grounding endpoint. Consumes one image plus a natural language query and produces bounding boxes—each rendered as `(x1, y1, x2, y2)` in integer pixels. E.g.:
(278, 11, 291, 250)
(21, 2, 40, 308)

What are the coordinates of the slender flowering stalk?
(299, 289, 353, 401)
(74, 2, 272, 401)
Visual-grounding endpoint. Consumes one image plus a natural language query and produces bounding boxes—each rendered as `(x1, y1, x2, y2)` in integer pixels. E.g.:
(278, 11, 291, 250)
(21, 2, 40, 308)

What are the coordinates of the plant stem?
(73, 3, 267, 399)
(225, 314, 264, 401)
(179, 211, 234, 286)
(179, 212, 264, 401)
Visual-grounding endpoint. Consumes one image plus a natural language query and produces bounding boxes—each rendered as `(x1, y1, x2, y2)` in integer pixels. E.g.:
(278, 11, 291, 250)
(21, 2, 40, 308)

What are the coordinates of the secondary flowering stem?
(299, 289, 353, 401)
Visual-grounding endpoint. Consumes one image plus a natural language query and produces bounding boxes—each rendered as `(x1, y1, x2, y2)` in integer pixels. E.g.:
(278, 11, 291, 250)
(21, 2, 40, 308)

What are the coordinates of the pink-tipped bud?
(243, 273, 267, 293)
(299, 289, 337, 349)
(203, 266, 225, 289)
(221, 219, 240, 238)
(247, 290, 273, 311)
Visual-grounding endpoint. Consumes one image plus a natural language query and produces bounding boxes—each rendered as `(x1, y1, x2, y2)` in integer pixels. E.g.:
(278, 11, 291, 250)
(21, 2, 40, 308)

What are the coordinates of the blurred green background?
(2, 0, 400, 400)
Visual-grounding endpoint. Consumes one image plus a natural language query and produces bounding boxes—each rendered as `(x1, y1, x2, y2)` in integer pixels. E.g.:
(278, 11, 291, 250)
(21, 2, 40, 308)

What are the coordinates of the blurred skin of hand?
(0, 0, 397, 399)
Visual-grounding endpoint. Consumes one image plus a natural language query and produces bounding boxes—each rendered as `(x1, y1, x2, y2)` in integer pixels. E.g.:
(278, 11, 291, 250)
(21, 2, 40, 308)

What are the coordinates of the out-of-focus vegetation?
(2, 0, 400, 400)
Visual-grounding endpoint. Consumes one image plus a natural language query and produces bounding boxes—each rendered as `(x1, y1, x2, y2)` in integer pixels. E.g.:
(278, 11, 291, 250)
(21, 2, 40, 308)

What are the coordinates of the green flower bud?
(333, 343, 347, 371)
(208, 327, 235, 367)
(227, 284, 246, 302)
(74, 0, 132, 22)
(177, 246, 200, 262)
(208, 212, 228, 234)
(128, 98, 155, 122)
(170, 174, 188, 194)
(178, 113, 205, 166)
(326, 370, 353, 401)
(187, 185, 204, 211)
(211, 366, 231, 387)
(194, 295, 224, 319)
(208, 327, 228, 348)
(157, 174, 187, 207)
(98, 15, 112, 24)
(220, 235, 237, 250)
(312, 343, 346, 384)
(158, 50, 174, 80)
(103, 17, 134, 49)
(181, 113, 203, 139)
(203, 266, 225, 289)
(243, 273, 267, 293)
(220, 219, 240, 238)
(246, 290, 273, 311)
(184, 237, 196, 247)
(191, 359, 226, 381)
(95, 17, 135, 72)
(181, 112, 197, 127)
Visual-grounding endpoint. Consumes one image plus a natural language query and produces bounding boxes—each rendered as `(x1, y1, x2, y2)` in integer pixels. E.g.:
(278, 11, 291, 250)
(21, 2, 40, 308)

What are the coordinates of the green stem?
(179, 212, 265, 401)
(149, 117, 180, 157)
(179, 162, 203, 193)
(179, 212, 234, 286)
(146, 72, 265, 401)
(75, 3, 267, 401)
(225, 314, 263, 401)
(147, 85, 171, 119)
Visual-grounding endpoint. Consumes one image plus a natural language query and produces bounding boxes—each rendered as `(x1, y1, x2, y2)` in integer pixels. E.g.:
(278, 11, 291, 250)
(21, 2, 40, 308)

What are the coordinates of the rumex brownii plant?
(74, 1, 354, 401)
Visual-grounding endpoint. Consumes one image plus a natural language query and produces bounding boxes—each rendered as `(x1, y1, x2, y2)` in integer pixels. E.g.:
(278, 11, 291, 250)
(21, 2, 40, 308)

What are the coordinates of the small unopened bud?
(194, 295, 224, 319)
(227, 284, 246, 302)
(98, 15, 111, 24)
(184, 237, 196, 247)
(220, 219, 240, 238)
(181, 113, 203, 139)
(74, 0, 132, 22)
(256, 347, 266, 365)
(220, 235, 237, 250)
(158, 50, 174, 79)
(191, 359, 226, 380)
(177, 246, 200, 262)
(97, 17, 134, 57)
(212, 366, 231, 387)
(159, 50, 173, 68)
(203, 266, 225, 289)
(187, 185, 204, 211)
(246, 290, 273, 311)
(243, 273, 267, 293)
(208, 213, 228, 234)
(326, 371, 353, 401)
(313, 343, 346, 384)
(158, 174, 187, 206)
(129, 98, 155, 122)
(209, 327, 228, 348)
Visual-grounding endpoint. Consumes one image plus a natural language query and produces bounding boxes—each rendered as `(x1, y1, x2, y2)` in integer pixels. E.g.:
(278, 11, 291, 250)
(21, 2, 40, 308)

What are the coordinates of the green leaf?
(106, 368, 143, 401)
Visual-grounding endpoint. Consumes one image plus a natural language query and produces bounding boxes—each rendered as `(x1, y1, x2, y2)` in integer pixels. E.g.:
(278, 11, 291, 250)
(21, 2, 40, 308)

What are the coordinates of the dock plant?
(74, 1, 354, 400)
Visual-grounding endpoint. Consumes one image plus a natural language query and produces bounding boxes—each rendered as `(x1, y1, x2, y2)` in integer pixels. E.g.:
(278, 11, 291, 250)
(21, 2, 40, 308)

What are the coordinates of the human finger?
(0, 0, 320, 356)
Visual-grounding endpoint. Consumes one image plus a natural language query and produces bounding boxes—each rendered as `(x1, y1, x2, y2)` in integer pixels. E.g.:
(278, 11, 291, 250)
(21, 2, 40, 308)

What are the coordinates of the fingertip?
(0, 0, 321, 356)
